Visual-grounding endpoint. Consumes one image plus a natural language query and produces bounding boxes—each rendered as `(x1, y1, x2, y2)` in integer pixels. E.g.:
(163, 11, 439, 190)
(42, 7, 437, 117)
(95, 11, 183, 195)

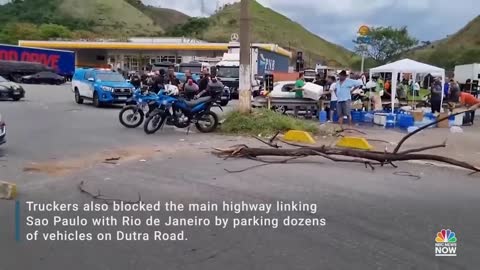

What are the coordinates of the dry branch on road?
(213, 108, 480, 174)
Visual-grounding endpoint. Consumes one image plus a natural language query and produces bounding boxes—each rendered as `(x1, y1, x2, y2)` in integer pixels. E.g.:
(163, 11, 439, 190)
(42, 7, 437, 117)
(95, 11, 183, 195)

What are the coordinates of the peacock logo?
(435, 229, 457, 243)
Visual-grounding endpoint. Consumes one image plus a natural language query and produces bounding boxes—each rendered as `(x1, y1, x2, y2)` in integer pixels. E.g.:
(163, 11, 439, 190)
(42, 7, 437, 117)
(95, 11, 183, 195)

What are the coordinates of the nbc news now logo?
(435, 229, 457, 256)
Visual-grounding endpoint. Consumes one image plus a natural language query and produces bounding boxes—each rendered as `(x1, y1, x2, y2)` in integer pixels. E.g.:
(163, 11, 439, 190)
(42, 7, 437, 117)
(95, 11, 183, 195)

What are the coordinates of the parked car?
(0, 75, 25, 101)
(0, 60, 54, 82)
(263, 81, 297, 98)
(0, 113, 5, 146)
(72, 68, 134, 107)
(21, 71, 65, 85)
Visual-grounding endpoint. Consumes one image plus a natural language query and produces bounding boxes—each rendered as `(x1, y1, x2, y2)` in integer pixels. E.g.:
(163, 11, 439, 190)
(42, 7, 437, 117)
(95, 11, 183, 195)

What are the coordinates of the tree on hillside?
(354, 26, 418, 64)
(0, 23, 41, 44)
(166, 18, 210, 38)
(39, 24, 72, 40)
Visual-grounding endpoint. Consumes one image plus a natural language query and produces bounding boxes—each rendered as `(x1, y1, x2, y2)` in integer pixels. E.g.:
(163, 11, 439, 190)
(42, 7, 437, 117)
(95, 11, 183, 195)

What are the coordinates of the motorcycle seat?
(185, 96, 212, 107)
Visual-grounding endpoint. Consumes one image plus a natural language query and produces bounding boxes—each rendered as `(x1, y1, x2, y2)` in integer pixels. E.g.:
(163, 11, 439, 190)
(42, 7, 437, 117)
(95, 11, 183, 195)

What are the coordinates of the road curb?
(0, 181, 17, 200)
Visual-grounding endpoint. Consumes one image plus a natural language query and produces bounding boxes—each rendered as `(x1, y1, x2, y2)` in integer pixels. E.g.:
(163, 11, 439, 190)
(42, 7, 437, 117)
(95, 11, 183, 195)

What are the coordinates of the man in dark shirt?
(430, 78, 443, 113)
(166, 68, 180, 87)
(196, 77, 224, 99)
(130, 74, 141, 89)
(149, 70, 165, 93)
(184, 70, 198, 85)
(198, 71, 210, 92)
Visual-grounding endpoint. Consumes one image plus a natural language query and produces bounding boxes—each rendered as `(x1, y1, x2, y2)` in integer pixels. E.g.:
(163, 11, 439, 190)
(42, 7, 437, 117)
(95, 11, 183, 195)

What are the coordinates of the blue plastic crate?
(397, 114, 414, 128)
(351, 110, 364, 123)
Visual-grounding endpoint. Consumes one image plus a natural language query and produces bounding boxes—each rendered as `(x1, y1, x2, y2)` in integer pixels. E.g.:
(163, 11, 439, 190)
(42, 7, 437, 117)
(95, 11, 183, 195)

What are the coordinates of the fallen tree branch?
(393, 171, 421, 180)
(337, 128, 367, 135)
(311, 150, 380, 170)
(224, 156, 306, 173)
(78, 181, 142, 204)
(253, 132, 281, 148)
(213, 145, 480, 173)
(216, 108, 480, 174)
(399, 140, 447, 155)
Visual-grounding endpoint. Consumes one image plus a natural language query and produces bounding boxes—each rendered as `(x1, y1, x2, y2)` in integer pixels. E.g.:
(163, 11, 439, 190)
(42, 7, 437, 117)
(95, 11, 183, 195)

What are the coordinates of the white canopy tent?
(369, 59, 446, 113)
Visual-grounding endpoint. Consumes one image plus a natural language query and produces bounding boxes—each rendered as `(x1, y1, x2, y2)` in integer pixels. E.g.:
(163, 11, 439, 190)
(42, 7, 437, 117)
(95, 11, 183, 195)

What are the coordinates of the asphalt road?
(1, 84, 480, 270)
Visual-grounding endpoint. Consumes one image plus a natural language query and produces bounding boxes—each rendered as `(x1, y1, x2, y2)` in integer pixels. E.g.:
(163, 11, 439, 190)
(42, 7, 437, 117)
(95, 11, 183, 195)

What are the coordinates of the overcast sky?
(143, 0, 480, 49)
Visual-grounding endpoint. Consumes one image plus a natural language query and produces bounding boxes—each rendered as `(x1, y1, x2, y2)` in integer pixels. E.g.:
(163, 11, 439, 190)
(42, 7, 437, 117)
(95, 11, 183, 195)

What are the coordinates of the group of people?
(446, 79, 480, 124)
(295, 70, 363, 127)
(127, 68, 224, 100)
(295, 70, 479, 127)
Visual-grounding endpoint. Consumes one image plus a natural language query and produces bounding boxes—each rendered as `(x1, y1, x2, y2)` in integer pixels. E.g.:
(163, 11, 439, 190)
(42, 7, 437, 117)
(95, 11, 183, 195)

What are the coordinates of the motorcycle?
(118, 85, 171, 128)
(143, 85, 223, 134)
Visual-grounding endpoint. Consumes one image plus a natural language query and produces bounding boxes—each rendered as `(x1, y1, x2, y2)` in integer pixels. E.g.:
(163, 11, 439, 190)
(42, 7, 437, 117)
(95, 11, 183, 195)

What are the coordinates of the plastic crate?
(397, 114, 414, 128)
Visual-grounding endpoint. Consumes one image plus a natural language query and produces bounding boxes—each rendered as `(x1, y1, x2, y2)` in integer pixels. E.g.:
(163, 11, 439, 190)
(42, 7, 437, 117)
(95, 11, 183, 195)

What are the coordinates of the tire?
(12, 96, 21, 101)
(144, 113, 166, 134)
(92, 92, 101, 107)
(195, 111, 219, 133)
(74, 89, 84, 104)
(119, 105, 144, 128)
(219, 99, 229, 106)
(272, 106, 287, 114)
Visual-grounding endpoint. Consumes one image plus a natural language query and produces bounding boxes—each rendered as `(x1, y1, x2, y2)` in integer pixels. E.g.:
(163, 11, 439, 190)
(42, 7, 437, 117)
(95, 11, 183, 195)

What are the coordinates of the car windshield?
(0, 76, 7, 82)
(96, 73, 125, 82)
(216, 67, 239, 78)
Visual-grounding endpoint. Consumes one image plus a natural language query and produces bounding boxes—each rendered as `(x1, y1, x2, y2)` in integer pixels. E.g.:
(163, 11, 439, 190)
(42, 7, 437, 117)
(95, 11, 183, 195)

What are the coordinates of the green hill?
(168, 1, 354, 67)
(57, 0, 163, 35)
(0, 0, 353, 67)
(0, 0, 189, 42)
(408, 15, 480, 69)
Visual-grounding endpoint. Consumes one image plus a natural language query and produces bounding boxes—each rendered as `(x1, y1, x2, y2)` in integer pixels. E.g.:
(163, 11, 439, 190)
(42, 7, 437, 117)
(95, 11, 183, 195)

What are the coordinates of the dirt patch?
(23, 146, 165, 177)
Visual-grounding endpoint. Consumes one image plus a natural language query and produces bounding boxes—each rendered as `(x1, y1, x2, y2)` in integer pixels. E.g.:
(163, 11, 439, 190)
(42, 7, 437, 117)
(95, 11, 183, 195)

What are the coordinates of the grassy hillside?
(0, 0, 190, 42)
(408, 15, 480, 69)
(175, 1, 354, 67)
(126, 0, 189, 28)
(58, 0, 163, 36)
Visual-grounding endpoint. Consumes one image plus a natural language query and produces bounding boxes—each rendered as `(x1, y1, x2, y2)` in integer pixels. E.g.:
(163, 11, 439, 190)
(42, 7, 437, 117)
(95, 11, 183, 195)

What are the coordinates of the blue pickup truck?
(72, 68, 134, 107)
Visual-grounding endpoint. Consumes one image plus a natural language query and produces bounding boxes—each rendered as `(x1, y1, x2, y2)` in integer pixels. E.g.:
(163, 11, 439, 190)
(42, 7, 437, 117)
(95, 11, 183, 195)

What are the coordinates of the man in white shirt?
(325, 76, 338, 122)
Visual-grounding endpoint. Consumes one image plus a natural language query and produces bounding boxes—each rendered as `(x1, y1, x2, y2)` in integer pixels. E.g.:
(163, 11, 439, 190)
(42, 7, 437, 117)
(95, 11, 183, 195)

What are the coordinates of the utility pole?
(360, 45, 365, 74)
(238, 0, 251, 113)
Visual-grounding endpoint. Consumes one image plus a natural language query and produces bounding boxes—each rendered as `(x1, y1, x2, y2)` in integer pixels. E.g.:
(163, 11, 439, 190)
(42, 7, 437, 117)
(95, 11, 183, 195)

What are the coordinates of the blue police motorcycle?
(143, 84, 223, 134)
(118, 85, 176, 128)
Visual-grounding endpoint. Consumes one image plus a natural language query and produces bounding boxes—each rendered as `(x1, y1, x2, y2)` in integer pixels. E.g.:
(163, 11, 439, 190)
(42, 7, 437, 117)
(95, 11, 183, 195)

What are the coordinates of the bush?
(39, 24, 72, 39)
(220, 109, 319, 136)
(0, 23, 41, 44)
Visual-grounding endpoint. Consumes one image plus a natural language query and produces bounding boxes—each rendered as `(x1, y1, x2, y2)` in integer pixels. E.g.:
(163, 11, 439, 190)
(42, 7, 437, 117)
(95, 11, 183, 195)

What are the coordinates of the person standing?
(184, 70, 198, 86)
(294, 72, 306, 99)
(430, 78, 443, 114)
(325, 76, 338, 122)
(183, 79, 199, 100)
(334, 70, 363, 127)
(444, 78, 451, 98)
(195, 76, 224, 99)
(148, 71, 161, 93)
(198, 71, 210, 93)
(448, 83, 480, 125)
(295, 72, 306, 88)
(376, 76, 384, 92)
(166, 68, 180, 87)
